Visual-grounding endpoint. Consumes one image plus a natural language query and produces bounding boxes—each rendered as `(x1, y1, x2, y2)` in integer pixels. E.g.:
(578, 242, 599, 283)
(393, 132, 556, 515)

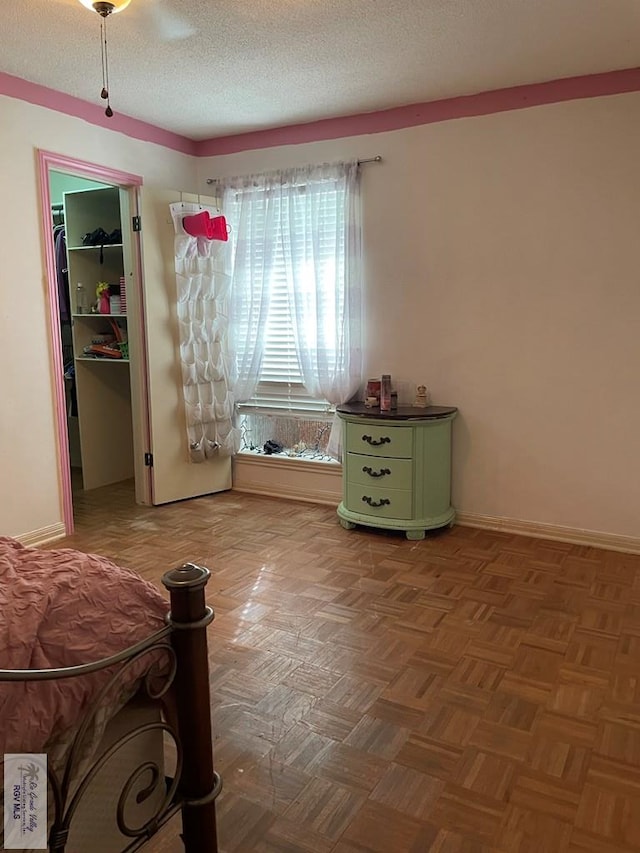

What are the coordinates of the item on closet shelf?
(82, 227, 110, 247)
(96, 281, 111, 315)
(110, 294, 120, 314)
(107, 318, 128, 359)
(108, 318, 125, 342)
(84, 343, 122, 359)
(380, 374, 392, 412)
(413, 385, 429, 408)
(119, 276, 127, 314)
(81, 227, 121, 246)
(391, 391, 398, 410)
(76, 282, 87, 314)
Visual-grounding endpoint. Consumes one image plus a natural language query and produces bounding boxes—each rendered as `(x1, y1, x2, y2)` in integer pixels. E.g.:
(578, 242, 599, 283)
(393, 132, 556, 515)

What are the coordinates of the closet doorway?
(51, 172, 117, 494)
(40, 152, 152, 534)
(40, 151, 232, 536)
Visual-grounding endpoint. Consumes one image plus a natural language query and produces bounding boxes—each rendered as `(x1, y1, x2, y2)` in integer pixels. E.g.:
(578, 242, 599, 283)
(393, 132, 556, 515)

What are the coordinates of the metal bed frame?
(0, 563, 221, 853)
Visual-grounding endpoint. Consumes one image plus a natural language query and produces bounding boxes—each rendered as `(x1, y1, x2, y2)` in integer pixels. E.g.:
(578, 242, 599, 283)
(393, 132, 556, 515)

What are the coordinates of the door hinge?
(144, 452, 153, 467)
(132, 215, 142, 232)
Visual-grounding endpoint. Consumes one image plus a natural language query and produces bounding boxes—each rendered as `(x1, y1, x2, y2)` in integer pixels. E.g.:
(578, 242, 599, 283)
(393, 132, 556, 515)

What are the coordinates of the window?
(238, 411, 335, 461)
(237, 184, 337, 414)
(215, 161, 362, 458)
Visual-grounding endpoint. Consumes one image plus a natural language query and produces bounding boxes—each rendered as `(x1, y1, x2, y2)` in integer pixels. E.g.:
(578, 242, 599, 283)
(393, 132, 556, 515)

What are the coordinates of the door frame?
(37, 149, 151, 534)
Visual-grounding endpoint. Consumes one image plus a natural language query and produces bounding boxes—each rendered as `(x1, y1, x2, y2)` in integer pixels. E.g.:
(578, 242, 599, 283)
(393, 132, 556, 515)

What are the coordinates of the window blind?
(230, 180, 346, 415)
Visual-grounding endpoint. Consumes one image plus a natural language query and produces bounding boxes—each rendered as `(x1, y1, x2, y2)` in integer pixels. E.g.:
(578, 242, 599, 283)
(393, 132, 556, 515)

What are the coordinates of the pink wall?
(0, 72, 197, 155)
(197, 67, 640, 155)
(3, 66, 640, 157)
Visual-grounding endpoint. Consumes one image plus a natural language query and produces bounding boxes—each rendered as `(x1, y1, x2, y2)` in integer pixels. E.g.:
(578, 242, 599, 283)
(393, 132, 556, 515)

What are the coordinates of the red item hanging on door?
(209, 215, 229, 241)
(182, 210, 229, 242)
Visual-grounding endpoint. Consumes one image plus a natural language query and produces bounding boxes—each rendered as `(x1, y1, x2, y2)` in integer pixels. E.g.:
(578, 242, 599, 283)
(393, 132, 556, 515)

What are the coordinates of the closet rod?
(204, 155, 382, 185)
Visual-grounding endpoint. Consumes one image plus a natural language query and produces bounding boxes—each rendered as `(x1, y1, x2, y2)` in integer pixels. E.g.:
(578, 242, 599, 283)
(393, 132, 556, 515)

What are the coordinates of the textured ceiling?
(2, 0, 640, 140)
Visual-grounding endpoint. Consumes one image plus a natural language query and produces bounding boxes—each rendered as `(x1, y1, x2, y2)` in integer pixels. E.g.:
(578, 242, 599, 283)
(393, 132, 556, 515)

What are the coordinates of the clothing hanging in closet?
(53, 224, 70, 322)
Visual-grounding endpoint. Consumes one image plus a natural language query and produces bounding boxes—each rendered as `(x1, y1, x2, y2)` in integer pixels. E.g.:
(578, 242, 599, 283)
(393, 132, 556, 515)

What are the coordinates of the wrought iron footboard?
(0, 563, 221, 853)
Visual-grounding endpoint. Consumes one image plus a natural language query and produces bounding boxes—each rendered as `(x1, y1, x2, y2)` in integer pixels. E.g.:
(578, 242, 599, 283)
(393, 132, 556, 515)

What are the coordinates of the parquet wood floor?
(57, 479, 640, 852)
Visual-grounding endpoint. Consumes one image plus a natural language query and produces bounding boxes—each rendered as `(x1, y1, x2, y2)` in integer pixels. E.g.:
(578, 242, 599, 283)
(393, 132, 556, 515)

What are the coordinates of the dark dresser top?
(337, 403, 458, 420)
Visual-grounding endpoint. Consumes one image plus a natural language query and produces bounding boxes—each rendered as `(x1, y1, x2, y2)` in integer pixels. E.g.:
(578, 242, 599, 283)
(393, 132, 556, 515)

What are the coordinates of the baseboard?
(17, 523, 67, 547)
(456, 511, 640, 555)
(232, 484, 341, 506)
(232, 453, 342, 506)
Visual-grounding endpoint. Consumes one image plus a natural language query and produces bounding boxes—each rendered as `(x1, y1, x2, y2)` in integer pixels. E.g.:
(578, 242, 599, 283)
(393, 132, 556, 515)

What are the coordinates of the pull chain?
(99, 14, 113, 117)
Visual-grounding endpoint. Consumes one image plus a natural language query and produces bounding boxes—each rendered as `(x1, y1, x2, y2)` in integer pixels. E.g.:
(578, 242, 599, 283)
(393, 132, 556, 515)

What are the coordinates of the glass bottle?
(76, 282, 86, 314)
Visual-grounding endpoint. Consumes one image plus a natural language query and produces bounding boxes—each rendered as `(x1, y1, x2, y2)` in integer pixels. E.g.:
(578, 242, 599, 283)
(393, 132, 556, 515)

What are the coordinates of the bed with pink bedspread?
(0, 537, 220, 853)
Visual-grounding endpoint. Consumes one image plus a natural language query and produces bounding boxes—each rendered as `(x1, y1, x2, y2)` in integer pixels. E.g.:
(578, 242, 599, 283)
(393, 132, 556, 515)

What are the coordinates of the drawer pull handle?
(362, 435, 390, 447)
(362, 466, 391, 478)
(362, 496, 390, 508)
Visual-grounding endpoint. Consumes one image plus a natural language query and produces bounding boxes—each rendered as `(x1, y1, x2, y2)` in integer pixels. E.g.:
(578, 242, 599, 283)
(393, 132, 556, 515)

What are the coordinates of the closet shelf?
(75, 356, 130, 364)
(67, 243, 124, 252)
(72, 313, 127, 319)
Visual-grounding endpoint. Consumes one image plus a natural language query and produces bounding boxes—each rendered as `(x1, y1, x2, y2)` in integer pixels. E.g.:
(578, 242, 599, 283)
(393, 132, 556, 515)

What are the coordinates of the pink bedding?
(0, 537, 169, 756)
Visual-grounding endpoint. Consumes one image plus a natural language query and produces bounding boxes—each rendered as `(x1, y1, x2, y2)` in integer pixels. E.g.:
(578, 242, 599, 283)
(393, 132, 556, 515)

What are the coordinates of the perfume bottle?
(380, 374, 392, 412)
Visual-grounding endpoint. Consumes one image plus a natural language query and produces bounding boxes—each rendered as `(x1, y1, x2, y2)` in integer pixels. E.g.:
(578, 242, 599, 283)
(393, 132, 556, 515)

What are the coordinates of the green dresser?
(336, 403, 457, 540)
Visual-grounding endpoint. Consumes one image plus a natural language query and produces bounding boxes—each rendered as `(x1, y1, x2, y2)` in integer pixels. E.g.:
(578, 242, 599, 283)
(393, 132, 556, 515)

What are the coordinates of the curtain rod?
(204, 156, 382, 185)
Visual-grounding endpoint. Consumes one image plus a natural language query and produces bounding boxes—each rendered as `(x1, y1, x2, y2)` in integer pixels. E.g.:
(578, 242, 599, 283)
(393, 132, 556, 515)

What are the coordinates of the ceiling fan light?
(78, 0, 132, 14)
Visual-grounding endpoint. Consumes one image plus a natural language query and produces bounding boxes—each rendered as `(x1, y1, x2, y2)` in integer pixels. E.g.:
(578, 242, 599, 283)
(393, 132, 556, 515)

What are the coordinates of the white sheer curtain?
(283, 162, 362, 456)
(218, 184, 275, 404)
(211, 161, 363, 459)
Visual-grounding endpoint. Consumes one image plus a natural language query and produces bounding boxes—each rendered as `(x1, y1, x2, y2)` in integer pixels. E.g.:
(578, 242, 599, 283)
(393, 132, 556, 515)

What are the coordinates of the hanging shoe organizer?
(170, 202, 238, 462)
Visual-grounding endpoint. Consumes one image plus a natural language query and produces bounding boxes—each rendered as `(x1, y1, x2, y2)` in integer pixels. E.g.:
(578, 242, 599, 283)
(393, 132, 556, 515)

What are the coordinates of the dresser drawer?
(347, 453, 413, 490)
(345, 483, 413, 519)
(345, 422, 413, 458)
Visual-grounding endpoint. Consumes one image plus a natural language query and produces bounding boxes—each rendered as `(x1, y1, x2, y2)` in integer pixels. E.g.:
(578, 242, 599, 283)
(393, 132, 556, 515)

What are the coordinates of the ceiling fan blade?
(128, 0, 196, 42)
(153, 0, 196, 41)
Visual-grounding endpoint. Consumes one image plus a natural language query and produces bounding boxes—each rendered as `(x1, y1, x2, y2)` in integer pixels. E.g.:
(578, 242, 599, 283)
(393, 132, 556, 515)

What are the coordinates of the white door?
(135, 187, 231, 505)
